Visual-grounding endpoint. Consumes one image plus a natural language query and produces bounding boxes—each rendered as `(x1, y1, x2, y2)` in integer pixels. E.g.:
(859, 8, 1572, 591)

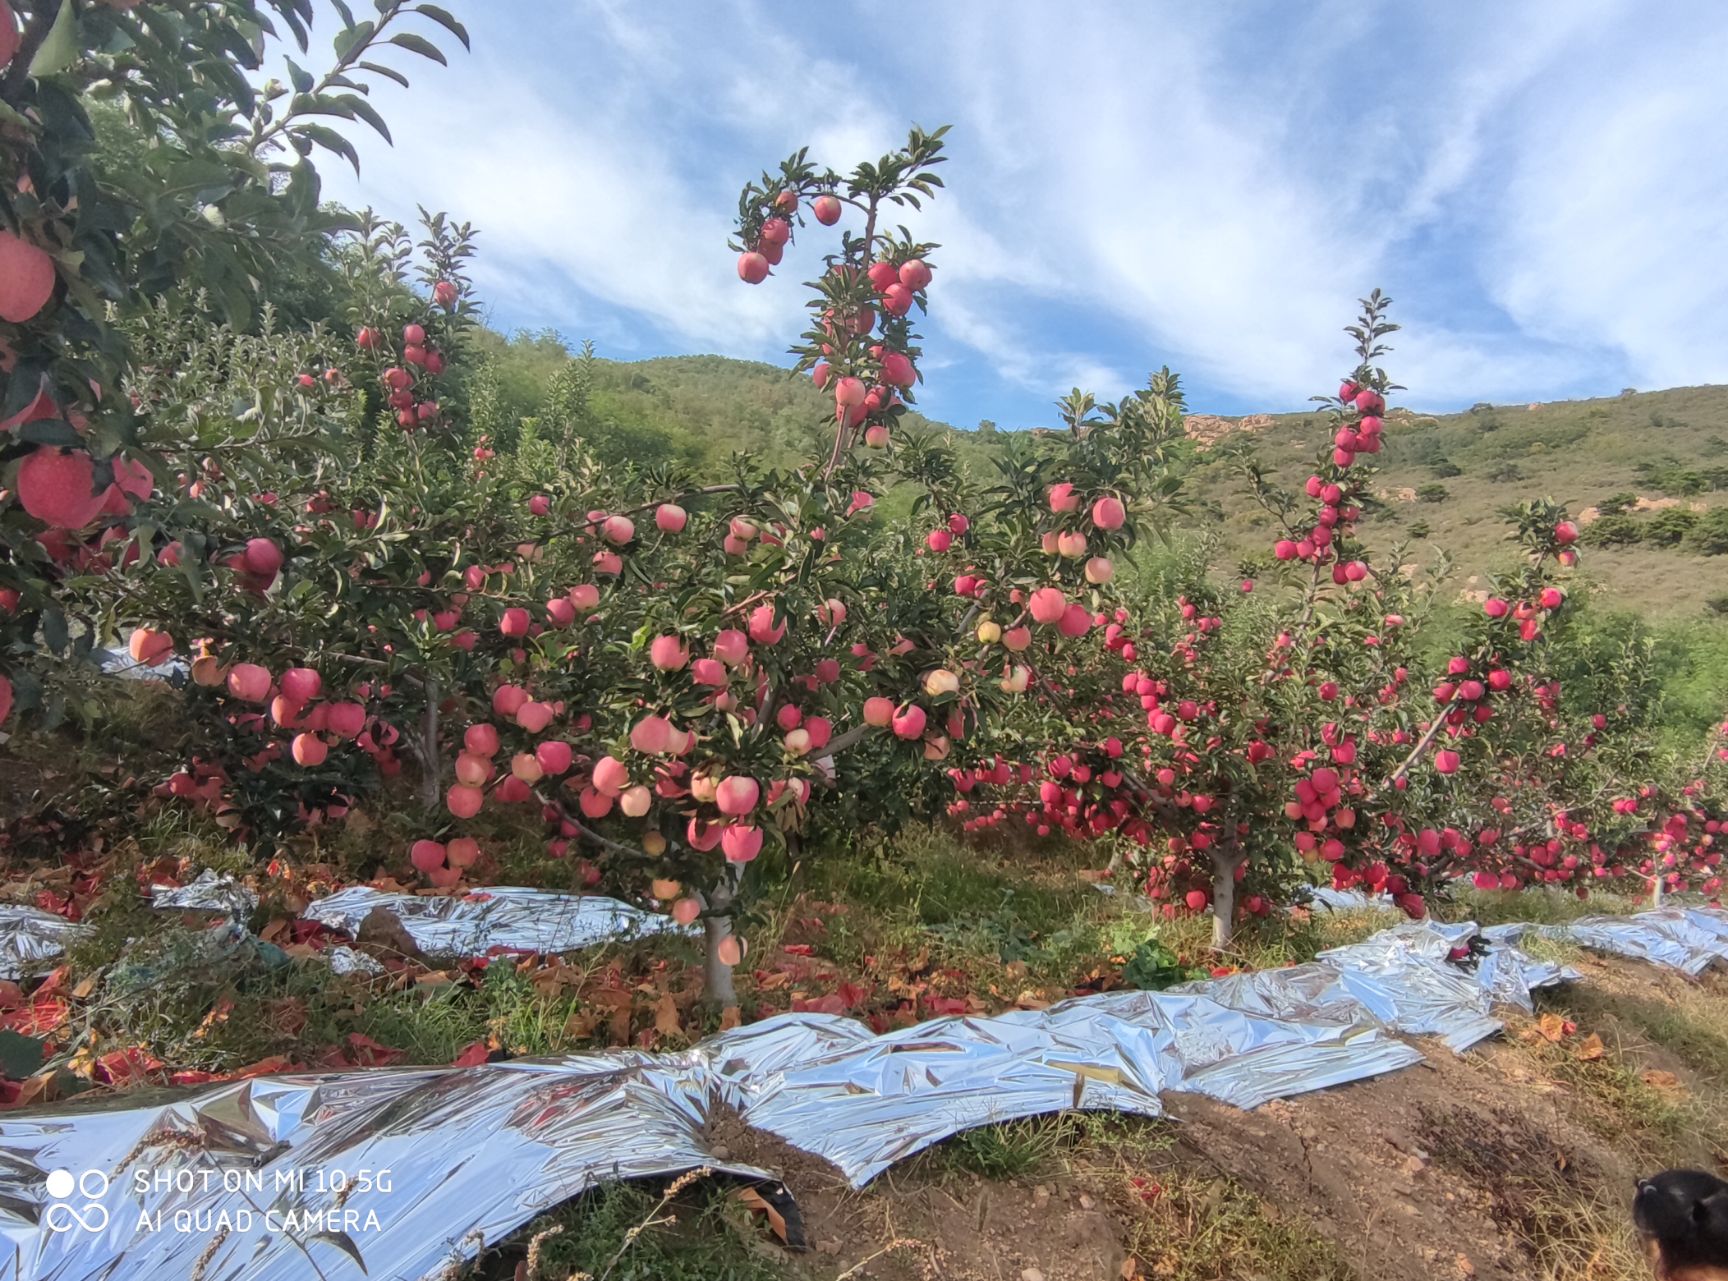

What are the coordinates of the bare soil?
(699, 955, 1726, 1281)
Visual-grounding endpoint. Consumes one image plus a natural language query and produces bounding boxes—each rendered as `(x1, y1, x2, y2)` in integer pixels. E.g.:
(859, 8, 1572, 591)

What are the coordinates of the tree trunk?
(1210, 850, 1240, 951)
(703, 913, 737, 1006)
(702, 868, 743, 1006)
(1652, 873, 1664, 909)
(419, 678, 440, 811)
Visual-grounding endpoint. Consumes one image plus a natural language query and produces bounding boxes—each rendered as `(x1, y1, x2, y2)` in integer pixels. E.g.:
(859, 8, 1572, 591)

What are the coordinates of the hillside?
(477, 334, 1727, 616)
(1187, 385, 1728, 619)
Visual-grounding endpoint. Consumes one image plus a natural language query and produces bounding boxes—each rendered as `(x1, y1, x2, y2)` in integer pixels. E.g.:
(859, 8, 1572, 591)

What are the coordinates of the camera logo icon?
(44, 1169, 111, 1234)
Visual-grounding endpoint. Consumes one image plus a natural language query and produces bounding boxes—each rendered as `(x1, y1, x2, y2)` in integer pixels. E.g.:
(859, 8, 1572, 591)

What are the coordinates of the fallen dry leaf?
(719, 1005, 742, 1031)
(653, 992, 682, 1038)
(1572, 1033, 1605, 1062)
(1536, 1012, 1569, 1043)
(1641, 1069, 1683, 1095)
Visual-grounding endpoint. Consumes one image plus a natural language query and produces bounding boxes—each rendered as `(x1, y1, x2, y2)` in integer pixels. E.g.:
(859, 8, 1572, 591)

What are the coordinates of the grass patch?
(1117, 1171, 1358, 1281)
(486, 1176, 785, 1281)
(1440, 886, 1643, 927)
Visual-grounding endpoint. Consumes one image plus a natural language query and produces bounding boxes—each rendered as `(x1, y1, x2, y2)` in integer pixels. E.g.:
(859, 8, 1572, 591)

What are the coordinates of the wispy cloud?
(312, 0, 1728, 421)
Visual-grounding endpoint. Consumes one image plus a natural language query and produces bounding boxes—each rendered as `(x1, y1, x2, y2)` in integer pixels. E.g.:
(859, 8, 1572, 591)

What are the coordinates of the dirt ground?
(691, 954, 1726, 1281)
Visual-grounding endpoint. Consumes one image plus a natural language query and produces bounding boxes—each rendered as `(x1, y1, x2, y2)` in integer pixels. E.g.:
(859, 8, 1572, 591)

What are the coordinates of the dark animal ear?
(1693, 1189, 1728, 1222)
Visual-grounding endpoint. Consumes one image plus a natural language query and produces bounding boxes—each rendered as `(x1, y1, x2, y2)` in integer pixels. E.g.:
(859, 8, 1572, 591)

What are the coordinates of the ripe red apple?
(128, 627, 174, 666)
(279, 667, 321, 705)
(867, 260, 899, 292)
(882, 283, 913, 316)
(1048, 482, 1080, 513)
(1554, 520, 1578, 545)
(226, 663, 272, 703)
(747, 604, 786, 645)
(447, 784, 483, 819)
(880, 351, 915, 387)
(759, 217, 791, 248)
(1029, 587, 1068, 624)
(713, 629, 749, 665)
(812, 195, 842, 225)
(1484, 598, 1509, 619)
(602, 515, 635, 544)
(1434, 749, 1461, 775)
(630, 714, 675, 754)
(891, 703, 927, 740)
(834, 376, 866, 407)
(243, 537, 284, 578)
(17, 447, 101, 528)
(864, 424, 890, 448)
(716, 775, 760, 816)
(655, 503, 687, 532)
(536, 740, 573, 775)
(898, 259, 932, 291)
(721, 824, 763, 862)
(529, 494, 551, 517)
(465, 723, 500, 757)
(650, 634, 690, 670)
(411, 839, 447, 874)
(1091, 495, 1126, 530)
(737, 251, 769, 284)
(592, 755, 629, 797)
(434, 280, 459, 307)
(291, 733, 328, 766)
(326, 702, 367, 739)
(500, 607, 530, 637)
(0, 230, 55, 323)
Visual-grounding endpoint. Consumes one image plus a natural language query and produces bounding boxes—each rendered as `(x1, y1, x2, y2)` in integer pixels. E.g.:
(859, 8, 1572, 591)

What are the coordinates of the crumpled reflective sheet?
(1303, 887, 1394, 912)
(150, 870, 259, 919)
(301, 886, 695, 957)
(0, 910, 1710, 1281)
(0, 907, 85, 981)
(0, 1055, 773, 1281)
(1552, 907, 1728, 977)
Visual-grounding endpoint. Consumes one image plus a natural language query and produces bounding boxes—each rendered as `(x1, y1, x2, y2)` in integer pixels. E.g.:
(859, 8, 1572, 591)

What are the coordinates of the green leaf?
(337, 93, 392, 144)
(295, 123, 362, 174)
(414, 4, 470, 49)
(285, 56, 314, 94)
(331, 0, 357, 24)
(29, 0, 80, 77)
(388, 31, 447, 64)
(42, 606, 69, 656)
(333, 19, 376, 61)
(0, 1031, 46, 1079)
(357, 59, 411, 88)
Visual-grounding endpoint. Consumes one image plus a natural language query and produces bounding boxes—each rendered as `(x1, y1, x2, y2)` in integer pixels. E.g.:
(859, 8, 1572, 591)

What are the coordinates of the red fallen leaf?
(0, 996, 68, 1036)
(836, 981, 871, 1008)
(0, 980, 24, 1010)
(791, 994, 847, 1015)
(452, 1040, 491, 1068)
(169, 1069, 228, 1087)
(782, 943, 816, 957)
(289, 919, 342, 948)
(95, 1046, 165, 1087)
(343, 1033, 404, 1067)
(34, 890, 76, 920)
(924, 996, 969, 1016)
(34, 967, 69, 998)
(234, 1055, 295, 1079)
(1210, 966, 1237, 978)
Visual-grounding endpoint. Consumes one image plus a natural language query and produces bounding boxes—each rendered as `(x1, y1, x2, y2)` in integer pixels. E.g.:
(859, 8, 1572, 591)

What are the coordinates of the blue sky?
(313, 1, 1728, 429)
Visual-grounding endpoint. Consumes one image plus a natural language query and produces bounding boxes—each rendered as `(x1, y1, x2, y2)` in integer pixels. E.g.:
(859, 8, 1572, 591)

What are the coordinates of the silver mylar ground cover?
(0, 908, 1722, 1280)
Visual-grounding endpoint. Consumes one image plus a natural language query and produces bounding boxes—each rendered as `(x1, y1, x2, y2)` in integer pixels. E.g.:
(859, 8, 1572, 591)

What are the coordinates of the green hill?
(1187, 385, 1728, 619)
(475, 332, 1728, 617)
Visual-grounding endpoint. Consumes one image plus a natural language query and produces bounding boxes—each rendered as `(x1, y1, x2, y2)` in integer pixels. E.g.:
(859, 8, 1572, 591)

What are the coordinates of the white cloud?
(303, 0, 1728, 413)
